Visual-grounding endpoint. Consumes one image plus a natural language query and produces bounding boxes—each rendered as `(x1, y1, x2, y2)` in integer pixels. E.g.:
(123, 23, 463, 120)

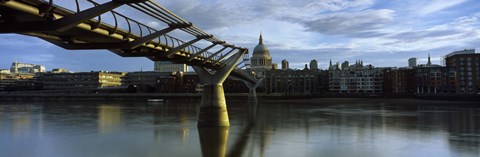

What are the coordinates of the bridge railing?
(73, 0, 220, 59)
(14, 0, 248, 67)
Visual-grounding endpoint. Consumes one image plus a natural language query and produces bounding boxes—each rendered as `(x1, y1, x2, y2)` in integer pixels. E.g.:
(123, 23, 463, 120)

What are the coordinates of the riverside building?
(40, 71, 126, 90)
(444, 49, 480, 94)
(10, 61, 45, 73)
(154, 61, 188, 73)
(264, 65, 328, 95)
(329, 60, 384, 95)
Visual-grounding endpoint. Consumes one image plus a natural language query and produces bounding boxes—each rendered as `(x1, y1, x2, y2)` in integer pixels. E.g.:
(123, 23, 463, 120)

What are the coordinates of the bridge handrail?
(30, 0, 244, 64)
(75, 0, 221, 61)
(2, 0, 250, 69)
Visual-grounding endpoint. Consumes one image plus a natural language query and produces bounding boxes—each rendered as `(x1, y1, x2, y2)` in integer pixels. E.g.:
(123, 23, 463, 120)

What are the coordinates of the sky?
(1, 0, 480, 71)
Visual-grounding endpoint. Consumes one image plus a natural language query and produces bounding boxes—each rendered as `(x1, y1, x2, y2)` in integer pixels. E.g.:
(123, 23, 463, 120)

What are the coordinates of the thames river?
(0, 99, 479, 157)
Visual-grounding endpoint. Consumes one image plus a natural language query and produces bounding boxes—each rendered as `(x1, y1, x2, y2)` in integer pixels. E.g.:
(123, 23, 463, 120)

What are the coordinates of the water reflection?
(98, 104, 123, 134)
(180, 113, 190, 144)
(152, 102, 195, 145)
(12, 112, 31, 136)
(221, 101, 480, 157)
(197, 101, 272, 157)
(226, 103, 257, 157)
(195, 101, 263, 157)
(199, 127, 229, 157)
(0, 100, 479, 157)
(0, 104, 44, 138)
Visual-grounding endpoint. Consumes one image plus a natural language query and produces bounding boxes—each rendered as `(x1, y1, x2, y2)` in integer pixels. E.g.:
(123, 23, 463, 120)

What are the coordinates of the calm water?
(0, 99, 479, 157)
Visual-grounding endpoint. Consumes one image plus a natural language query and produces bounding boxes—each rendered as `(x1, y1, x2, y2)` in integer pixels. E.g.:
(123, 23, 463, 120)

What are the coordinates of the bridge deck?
(0, 0, 255, 83)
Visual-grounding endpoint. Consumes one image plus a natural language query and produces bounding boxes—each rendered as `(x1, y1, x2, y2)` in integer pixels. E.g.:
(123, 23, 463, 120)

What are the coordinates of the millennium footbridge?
(0, 0, 262, 127)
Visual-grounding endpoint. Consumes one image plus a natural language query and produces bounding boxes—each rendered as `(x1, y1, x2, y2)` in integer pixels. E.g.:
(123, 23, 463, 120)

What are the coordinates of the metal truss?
(0, 0, 254, 83)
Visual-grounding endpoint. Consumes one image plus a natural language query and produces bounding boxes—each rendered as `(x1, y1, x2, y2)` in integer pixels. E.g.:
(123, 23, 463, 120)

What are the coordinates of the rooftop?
(446, 49, 476, 58)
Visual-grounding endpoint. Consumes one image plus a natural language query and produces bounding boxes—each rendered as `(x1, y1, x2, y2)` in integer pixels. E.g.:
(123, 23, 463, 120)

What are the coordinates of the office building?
(41, 71, 126, 90)
(10, 61, 45, 73)
(264, 67, 328, 94)
(408, 57, 417, 68)
(52, 68, 70, 73)
(0, 69, 10, 74)
(329, 60, 384, 95)
(444, 49, 480, 94)
(383, 68, 416, 95)
(415, 66, 455, 94)
(124, 71, 174, 92)
(341, 61, 349, 70)
(154, 61, 188, 73)
(0, 73, 36, 91)
(310, 59, 318, 70)
(281, 59, 289, 70)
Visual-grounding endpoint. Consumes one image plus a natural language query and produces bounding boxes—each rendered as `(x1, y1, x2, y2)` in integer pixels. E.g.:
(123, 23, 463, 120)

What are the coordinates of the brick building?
(444, 49, 480, 94)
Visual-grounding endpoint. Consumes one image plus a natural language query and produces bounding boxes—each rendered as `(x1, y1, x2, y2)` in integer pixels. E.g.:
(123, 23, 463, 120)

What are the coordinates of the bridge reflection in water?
(0, 100, 479, 157)
(198, 127, 229, 157)
(198, 101, 259, 157)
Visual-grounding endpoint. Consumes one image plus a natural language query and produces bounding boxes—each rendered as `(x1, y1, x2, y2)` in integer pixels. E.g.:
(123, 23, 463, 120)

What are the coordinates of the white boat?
(147, 99, 164, 102)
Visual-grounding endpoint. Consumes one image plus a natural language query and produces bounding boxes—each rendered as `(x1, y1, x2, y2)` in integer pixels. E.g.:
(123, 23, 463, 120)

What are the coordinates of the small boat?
(147, 99, 164, 102)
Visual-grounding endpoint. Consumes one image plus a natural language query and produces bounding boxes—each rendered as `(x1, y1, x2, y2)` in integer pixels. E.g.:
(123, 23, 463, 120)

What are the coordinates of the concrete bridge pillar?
(197, 83, 230, 126)
(193, 49, 247, 127)
(248, 87, 258, 104)
(243, 79, 262, 104)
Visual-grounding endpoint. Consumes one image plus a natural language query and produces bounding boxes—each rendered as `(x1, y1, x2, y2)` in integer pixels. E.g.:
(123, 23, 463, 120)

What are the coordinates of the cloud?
(310, 0, 375, 11)
(389, 29, 464, 41)
(378, 13, 480, 51)
(265, 12, 479, 69)
(301, 9, 395, 37)
(2, 0, 479, 72)
(21, 54, 55, 63)
(0, 34, 52, 47)
(418, 0, 468, 15)
(156, 0, 376, 31)
(249, 0, 375, 19)
(157, 0, 250, 30)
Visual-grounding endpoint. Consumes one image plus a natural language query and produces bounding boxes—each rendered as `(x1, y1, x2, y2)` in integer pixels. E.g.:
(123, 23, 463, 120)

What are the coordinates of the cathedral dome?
(252, 33, 271, 59)
(250, 33, 273, 70)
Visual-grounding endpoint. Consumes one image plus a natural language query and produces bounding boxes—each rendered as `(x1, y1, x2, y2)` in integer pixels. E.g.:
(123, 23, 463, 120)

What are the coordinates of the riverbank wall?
(1, 93, 479, 102)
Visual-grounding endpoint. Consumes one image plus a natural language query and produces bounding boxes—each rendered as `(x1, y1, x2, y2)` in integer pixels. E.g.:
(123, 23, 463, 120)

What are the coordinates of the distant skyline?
(1, 0, 479, 71)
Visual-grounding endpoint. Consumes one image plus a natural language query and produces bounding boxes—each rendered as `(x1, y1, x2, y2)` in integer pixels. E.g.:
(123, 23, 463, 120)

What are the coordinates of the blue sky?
(1, 0, 480, 71)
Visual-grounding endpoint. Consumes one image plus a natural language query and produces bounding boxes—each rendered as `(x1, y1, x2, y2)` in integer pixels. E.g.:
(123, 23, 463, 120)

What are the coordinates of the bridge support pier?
(197, 84, 230, 126)
(193, 49, 247, 127)
(248, 87, 257, 104)
(243, 79, 262, 104)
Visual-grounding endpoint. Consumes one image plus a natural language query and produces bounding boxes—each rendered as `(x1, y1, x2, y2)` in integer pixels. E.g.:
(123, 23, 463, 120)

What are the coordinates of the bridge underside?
(0, 1, 214, 65)
(0, 0, 260, 127)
